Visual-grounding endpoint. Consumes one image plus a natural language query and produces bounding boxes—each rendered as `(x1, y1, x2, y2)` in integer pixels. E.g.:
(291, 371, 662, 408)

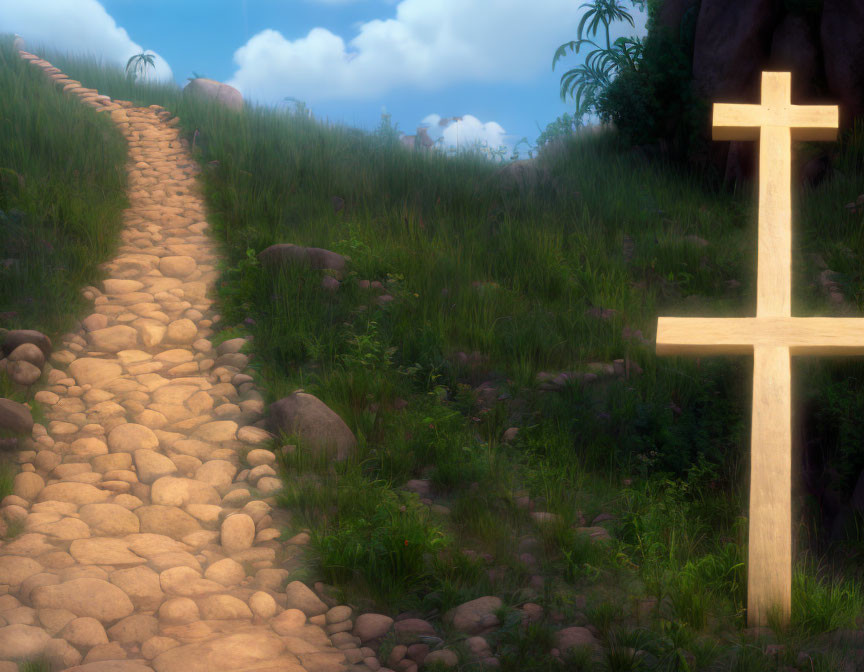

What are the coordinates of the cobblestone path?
(0, 50, 381, 672)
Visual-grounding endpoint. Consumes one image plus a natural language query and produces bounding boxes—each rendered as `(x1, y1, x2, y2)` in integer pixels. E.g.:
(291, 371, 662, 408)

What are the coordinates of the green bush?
(595, 7, 711, 165)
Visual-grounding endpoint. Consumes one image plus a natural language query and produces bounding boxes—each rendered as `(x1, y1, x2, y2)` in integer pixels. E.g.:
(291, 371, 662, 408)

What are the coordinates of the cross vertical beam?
(656, 71, 840, 627)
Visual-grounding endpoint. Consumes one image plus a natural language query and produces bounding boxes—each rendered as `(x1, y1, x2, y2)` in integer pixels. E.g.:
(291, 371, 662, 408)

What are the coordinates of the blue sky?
(2, 0, 649, 160)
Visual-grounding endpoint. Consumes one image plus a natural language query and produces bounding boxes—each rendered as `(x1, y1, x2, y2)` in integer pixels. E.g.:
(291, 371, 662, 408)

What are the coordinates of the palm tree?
(551, 0, 644, 125)
(125, 51, 157, 82)
(187, 71, 207, 83)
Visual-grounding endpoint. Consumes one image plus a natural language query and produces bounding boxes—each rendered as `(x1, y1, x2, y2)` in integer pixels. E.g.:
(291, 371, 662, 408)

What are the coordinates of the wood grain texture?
(656, 72, 839, 626)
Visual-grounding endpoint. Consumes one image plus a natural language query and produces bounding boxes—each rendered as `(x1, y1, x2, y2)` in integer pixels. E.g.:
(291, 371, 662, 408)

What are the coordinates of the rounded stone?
(13, 471, 45, 501)
(245, 449, 275, 467)
(8, 359, 41, 385)
(220, 513, 255, 554)
(79, 503, 140, 536)
(159, 256, 197, 278)
(59, 616, 109, 649)
(158, 597, 200, 624)
(0, 623, 51, 659)
(194, 460, 236, 495)
(8, 342, 46, 368)
(166, 319, 198, 344)
(203, 558, 245, 587)
(31, 578, 134, 623)
(248, 591, 277, 619)
(199, 593, 253, 620)
(108, 423, 159, 453)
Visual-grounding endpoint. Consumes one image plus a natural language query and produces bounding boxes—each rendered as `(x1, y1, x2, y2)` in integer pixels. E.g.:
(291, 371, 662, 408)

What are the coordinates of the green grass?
(6, 29, 864, 668)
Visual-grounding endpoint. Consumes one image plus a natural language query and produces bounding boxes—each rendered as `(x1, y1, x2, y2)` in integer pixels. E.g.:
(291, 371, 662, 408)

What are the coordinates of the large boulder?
(821, 0, 864, 129)
(268, 392, 357, 461)
(0, 397, 33, 434)
(257, 244, 348, 279)
(2, 329, 52, 360)
(183, 78, 243, 112)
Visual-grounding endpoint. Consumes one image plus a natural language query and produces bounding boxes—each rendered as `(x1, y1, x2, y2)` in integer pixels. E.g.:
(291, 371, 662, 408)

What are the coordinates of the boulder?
(268, 392, 357, 461)
(257, 244, 348, 279)
(183, 78, 243, 113)
(0, 397, 33, 434)
(2, 329, 52, 360)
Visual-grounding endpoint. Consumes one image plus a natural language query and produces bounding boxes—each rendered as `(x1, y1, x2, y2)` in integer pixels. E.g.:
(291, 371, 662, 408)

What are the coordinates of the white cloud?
(1, 0, 647, 157)
(225, 0, 648, 107)
(224, 0, 647, 155)
(0, 0, 175, 84)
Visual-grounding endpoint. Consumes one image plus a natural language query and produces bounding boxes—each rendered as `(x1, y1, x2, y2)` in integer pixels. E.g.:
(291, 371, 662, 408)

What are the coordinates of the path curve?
(1, 49, 384, 672)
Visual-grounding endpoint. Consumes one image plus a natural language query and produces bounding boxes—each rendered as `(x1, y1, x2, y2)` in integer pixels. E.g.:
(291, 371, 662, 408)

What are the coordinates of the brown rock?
(151, 476, 220, 507)
(37, 482, 110, 505)
(283, 580, 328, 617)
(444, 596, 502, 635)
(31, 578, 134, 623)
(151, 631, 287, 672)
(133, 449, 177, 484)
(59, 616, 109, 649)
(135, 505, 202, 539)
(107, 613, 159, 643)
(268, 392, 357, 461)
(109, 565, 165, 611)
(220, 513, 255, 554)
(0, 623, 51, 659)
(198, 593, 253, 620)
(0, 397, 34, 434)
(257, 244, 347, 275)
(2, 329, 51, 360)
(353, 612, 394, 643)
(183, 78, 244, 112)
(79, 503, 140, 536)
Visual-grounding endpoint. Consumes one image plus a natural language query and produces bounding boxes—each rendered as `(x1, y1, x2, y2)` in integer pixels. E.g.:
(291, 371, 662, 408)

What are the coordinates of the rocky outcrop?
(821, 0, 864, 129)
(655, 0, 864, 187)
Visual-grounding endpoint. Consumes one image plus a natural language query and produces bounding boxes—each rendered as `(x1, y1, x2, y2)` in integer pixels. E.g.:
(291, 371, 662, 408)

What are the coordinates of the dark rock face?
(769, 14, 819, 103)
(656, 0, 700, 40)
(691, 0, 780, 186)
(821, 0, 864, 129)
(692, 0, 780, 101)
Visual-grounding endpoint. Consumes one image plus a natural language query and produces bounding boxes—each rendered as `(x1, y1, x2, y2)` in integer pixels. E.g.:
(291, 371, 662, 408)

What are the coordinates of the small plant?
(124, 51, 157, 82)
(551, 0, 646, 126)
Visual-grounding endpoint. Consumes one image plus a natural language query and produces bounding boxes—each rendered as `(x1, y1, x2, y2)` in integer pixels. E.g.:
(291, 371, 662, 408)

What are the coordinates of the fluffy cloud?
(1, 0, 646, 155)
(0, 0, 174, 83)
(226, 0, 647, 106)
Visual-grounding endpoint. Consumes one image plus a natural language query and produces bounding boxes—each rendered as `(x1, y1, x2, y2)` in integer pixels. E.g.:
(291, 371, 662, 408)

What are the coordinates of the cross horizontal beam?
(657, 317, 864, 356)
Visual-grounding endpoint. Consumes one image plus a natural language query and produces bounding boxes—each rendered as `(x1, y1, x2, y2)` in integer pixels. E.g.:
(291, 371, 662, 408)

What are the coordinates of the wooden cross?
(656, 71, 846, 627)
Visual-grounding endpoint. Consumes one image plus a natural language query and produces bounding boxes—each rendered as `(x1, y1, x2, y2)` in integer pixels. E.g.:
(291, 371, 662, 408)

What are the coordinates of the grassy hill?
(5, 32, 864, 670)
